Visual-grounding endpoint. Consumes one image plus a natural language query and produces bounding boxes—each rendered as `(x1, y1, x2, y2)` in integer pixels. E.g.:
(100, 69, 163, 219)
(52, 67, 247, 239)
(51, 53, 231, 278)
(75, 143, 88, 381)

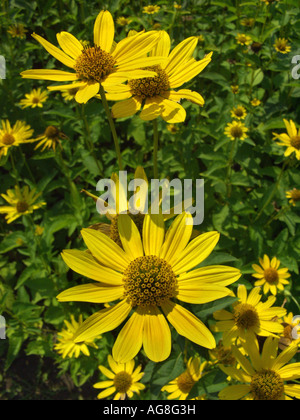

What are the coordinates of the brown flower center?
(177, 371, 196, 394)
(291, 135, 300, 150)
(129, 65, 170, 99)
(74, 46, 116, 83)
(264, 268, 279, 284)
(113, 371, 132, 394)
(250, 369, 284, 400)
(290, 189, 300, 201)
(233, 303, 260, 329)
(123, 255, 177, 307)
(2, 133, 15, 145)
(44, 125, 60, 139)
(230, 125, 244, 139)
(16, 201, 29, 213)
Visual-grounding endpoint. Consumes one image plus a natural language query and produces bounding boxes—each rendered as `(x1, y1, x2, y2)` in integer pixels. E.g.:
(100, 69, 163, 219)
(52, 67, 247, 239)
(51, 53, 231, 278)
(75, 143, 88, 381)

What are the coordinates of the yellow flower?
(209, 340, 237, 367)
(0, 120, 35, 158)
(274, 38, 291, 54)
(35, 225, 44, 236)
(273, 119, 300, 160)
(261, 0, 279, 5)
(231, 85, 239, 94)
(0, 185, 45, 224)
(54, 314, 99, 358)
(224, 120, 248, 141)
(252, 255, 291, 295)
(19, 88, 48, 109)
(110, 31, 212, 123)
(57, 212, 242, 363)
(219, 337, 300, 400)
(20, 10, 163, 104)
(7, 23, 27, 39)
(143, 5, 161, 14)
(94, 355, 145, 400)
(231, 105, 247, 120)
(279, 312, 300, 351)
(167, 123, 180, 134)
(213, 284, 286, 346)
(161, 356, 207, 400)
(251, 98, 261, 106)
(286, 188, 300, 206)
(236, 33, 252, 46)
(116, 16, 132, 26)
(35, 125, 66, 151)
(241, 18, 255, 27)
(61, 83, 80, 101)
(173, 2, 182, 9)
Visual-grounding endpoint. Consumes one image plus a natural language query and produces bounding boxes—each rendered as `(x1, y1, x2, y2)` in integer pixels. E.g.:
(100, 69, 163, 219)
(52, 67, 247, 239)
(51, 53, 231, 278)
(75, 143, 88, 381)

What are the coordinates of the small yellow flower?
(35, 125, 66, 152)
(224, 120, 248, 141)
(0, 120, 35, 158)
(251, 98, 261, 106)
(7, 23, 27, 39)
(167, 123, 179, 134)
(286, 188, 300, 206)
(261, 0, 279, 5)
(219, 337, 300, 400)
(212, 284, 286, 346)
(162, 357, 207, 400)
(252, 255, 291, 295)
(174, 2, 182, 9)
(197, 34, 204, 43)
(273, 119, 300, 160)
(61, 84, 80, 101)
(231, 105, 247, 120)
(231, 85, 239, 94)
(0, 185, 45, 224)
(35, 225, 44, 236)
(116, 17, 132, 26)
(279, 312, 300, 350)
(274, 38, 291, 54)
(236, 33, 252, 46)
(94, 355, 145, 400)
(54, 314, 99, 358)
(241, 18, 255, 27)
(19, 88, 48, 109)
(209, 340, 237, 367)
(143, 5, 161, 14)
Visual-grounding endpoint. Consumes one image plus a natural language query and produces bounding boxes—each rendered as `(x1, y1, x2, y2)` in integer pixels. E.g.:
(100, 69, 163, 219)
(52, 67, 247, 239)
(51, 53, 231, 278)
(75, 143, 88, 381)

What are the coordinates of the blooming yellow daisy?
(116, 17, 132, 26)
(261, 0, 279, 4)
(274, 38, 291, 54)
(54, 314, 99, 358)
(0, 120, 35, 158)
(241, 18, 255, 27)
(143, 5, 161, 14)
(57, 212, 242, 363)
(35, 125, 66, 152)
(109, 31, 212, 123)
(162, 356, 207, 400)
(19, 88, 48, 109)
(61, 84, 80, 101)
(219, 336, 300, 400)
(231, 105, 247, 120)
(212, 284, 286, 347)
(251, 98, 261, 107)
(7, 23, 27, 39)
(252, 255, 291, 295)
(224, 120, 248, 141)
(20, 10, 164, 104)
(231, 85, 239, 94)
(279, 312, 300, 351)
(94, 355, 145, 400)
(273, 119, 300, 160)
(286, 188, 300, 206)
(236, 33, 252, 46)
(0, 185, 45, 224)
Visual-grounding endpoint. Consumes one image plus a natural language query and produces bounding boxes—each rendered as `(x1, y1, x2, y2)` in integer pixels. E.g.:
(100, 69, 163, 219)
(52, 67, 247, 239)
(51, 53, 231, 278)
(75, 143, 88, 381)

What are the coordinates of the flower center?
(264, 267, 279, 284)
(230, 125, 244, 139)
(128, 65, 170, 99)
(16, 201, 29, 213)
(2, 133, 15, 145)
(290, 189, 300, 201)
(123, 255, 177, 307)
(74, 46, 116, 83)
(291, 135, 300, 150)
(177, 371, 196, 394)
(113, 371, 132, 394)
(233, 303, 260, 329)
(250, 369, 284, 400)
(234, 108, 244, 117)
(32, 97, 40, 104)
(44, 125, 60, 139)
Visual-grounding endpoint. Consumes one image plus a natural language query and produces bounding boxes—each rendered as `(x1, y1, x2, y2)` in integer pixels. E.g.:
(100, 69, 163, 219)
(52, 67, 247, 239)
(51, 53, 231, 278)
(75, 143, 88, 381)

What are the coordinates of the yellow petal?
(56, 283, 124, 303)
(178, 265, 241, 287)
(167, 89, 205, 106)
(143, 213, 165, 257)
(56, 31, 83, 59)
(31, 33, 75, 68)
(150, 30, 171, 59)
(164, 37, 198, 75)
(176, 283, 231, 304)
(162, 300, 216, 349)
(161, 99, 186, 123)
(112, 31, 161, 64)
(93, 10, 114, 52)
(111, 97, 142, 119)
(139, 97, 163, 121)
(20, 69, 78, 81)
(75, 83, 100, 103)
(117, 214, 144, 260)
(168, 53, 212, 88)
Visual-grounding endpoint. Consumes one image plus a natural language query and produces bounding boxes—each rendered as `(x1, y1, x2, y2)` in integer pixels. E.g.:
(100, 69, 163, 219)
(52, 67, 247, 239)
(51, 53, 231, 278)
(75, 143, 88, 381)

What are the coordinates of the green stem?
(10, 153, 20, 187)
(153, 119, 159, 179)
(99, 85, 123, 171)
(226, 139, 237, 198)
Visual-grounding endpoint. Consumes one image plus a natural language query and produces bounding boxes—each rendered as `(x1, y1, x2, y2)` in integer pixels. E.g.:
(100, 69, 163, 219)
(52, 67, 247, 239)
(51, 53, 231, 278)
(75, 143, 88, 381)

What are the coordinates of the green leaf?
(193, 296, 237, 320)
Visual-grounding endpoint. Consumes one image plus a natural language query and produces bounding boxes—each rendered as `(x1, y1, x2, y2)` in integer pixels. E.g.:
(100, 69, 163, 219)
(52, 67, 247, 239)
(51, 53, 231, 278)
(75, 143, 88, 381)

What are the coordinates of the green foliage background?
(0, 0, 299, 400)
